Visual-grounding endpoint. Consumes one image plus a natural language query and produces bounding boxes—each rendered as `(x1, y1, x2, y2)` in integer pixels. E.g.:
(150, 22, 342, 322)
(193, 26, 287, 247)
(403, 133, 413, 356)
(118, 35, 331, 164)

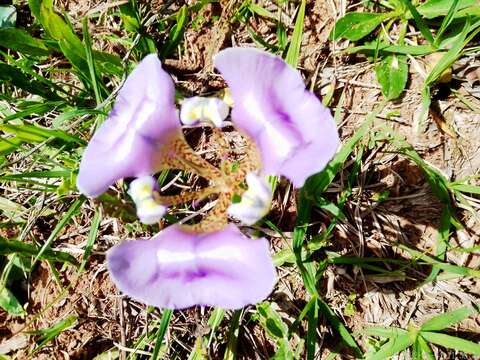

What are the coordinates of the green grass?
(1, 0, 479, 359)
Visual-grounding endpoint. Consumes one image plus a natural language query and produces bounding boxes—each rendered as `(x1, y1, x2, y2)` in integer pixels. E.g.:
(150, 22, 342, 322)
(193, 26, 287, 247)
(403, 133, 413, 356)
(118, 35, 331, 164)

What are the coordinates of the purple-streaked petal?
(77, 54, 180, 197)
(107, 224, 275, 309)
(214, 47, 340, 188)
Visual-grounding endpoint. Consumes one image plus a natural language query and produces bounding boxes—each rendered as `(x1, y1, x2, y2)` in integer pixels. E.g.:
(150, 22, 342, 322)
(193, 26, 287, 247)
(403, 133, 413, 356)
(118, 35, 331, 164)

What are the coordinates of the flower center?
(151, 127, 263, 232)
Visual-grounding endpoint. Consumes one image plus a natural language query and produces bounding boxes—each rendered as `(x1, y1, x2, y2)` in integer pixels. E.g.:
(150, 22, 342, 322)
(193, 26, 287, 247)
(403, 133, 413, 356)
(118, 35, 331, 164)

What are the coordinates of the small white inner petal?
(180, 96, 229, 127)
(157, 248, 196, 264)
(242, 93, 295, 159)
(227, 173, 273, 226)
(129, 176, 166, 224)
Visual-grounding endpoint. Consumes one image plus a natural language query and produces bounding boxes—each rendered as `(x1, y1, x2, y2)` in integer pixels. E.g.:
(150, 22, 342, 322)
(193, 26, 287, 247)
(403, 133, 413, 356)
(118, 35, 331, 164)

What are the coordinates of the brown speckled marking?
(152, 130, 262, 233)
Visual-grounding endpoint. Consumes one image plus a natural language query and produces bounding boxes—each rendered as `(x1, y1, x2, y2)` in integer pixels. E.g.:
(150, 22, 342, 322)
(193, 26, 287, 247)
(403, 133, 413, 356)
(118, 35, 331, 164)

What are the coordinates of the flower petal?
(107, 224, 275, 309)
(214, 47, 340, 187)
(128, 176, 166, 224)
(77, 54, 180, 197)
(228, 173, 273, 225)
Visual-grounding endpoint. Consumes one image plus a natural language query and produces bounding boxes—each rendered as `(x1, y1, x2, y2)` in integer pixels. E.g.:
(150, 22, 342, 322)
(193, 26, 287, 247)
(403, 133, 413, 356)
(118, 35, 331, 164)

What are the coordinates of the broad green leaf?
(285, 0, 306, 67)
(417, 0, 476, 19)
(0, 5, 16, 28)
(435, 0, 460, 45)
(421, 331, 480, 355)
(0, 238, 79, 265)
(28, 0, 40, 19)
(331, 12, 391, 41)
(421, 307, 477, 331)
(425, 19, 469, 86)
(36, 0, 91, 82)
(0, 287, 26, 316)
(375, 54, 408, 100)
(0, 28, 50, 56)
(365, 334, 413, 360)
(160, 5, 189, 59)
(119, 2, 140, 32)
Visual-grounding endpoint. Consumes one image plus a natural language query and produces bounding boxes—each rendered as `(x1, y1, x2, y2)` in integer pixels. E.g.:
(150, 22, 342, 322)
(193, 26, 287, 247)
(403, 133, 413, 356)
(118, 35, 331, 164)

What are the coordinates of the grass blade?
(0, 238, 79, 265)
(285, 0, 306, 67)
(32, 197, 85, 266)
(79, 206, 102, 273)
(421, 307, 477, 331)
(83, 17, 102, 104)
(421, 331, 480, 355)
(306, 298, 319, 360)
(317, 297, 362, 357)
(151, 308, 172, 360)
(399, 0, 435, 45)
(365, 334, 413, 360)
(30, 315, 78, 354)
(224, 310, 243, 360)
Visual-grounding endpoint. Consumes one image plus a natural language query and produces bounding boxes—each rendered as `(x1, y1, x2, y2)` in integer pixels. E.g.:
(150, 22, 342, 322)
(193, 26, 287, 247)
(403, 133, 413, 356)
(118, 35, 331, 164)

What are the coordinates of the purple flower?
(76, 54, 179, 197)
(214, 47, 339, 188)
(107, 224, 275, 309)
(77, 48, 340, 310)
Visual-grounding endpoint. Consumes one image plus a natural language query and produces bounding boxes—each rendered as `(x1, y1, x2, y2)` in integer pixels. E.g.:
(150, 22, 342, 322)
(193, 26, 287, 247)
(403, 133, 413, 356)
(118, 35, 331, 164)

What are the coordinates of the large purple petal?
(214, 47, 340, 187)
(107, 224, 276, 309)
(77, 54, 180, 197)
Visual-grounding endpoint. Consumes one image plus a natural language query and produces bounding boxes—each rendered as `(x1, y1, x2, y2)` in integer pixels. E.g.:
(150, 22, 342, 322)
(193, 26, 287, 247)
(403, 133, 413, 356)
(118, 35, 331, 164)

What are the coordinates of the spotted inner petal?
(145, 124, 266, 232)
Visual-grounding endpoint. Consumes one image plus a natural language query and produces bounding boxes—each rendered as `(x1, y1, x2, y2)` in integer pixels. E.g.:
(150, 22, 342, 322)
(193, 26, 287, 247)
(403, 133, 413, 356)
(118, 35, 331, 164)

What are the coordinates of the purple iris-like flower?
(77, 48, 340, 310)
(107, 224, 275, 309)
(214, 48, 339, 188)
(76, 54, 179, 197)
